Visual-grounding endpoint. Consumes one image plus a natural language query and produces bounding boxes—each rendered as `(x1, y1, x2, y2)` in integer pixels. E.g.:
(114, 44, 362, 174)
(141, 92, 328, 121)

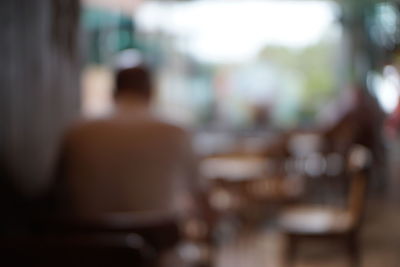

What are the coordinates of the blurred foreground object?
(1, 233, 154, 267)
(0, 0, 81, 197)
(36, 211, 180, 266)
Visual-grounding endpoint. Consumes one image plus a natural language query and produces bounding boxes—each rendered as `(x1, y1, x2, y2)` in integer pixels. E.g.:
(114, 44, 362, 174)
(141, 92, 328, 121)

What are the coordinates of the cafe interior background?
(1, 0, 400, 266)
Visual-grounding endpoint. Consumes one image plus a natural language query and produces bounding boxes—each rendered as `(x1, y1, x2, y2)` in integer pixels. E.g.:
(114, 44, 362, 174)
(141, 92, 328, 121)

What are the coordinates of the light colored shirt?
(58, 103, 199, 218)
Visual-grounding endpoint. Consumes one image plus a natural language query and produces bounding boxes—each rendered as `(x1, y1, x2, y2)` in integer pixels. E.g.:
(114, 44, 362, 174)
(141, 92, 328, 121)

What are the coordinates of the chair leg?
(347, 233, 360, 267)
(284, 235, 298, 267)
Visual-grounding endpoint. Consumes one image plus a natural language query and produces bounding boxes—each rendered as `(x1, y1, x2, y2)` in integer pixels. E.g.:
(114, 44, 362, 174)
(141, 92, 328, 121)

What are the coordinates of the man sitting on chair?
(55, 61, 202, 221)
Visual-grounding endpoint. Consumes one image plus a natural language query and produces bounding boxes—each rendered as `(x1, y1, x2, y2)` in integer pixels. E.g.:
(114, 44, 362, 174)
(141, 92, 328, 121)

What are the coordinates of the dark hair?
(114, 65, 153, 98)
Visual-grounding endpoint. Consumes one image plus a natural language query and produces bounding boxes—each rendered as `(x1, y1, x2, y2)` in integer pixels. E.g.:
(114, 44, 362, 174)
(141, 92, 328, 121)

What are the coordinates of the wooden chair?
(33, 211, 181, 266)
(279, 145, 370, 267)
(55, 212, 181, 252)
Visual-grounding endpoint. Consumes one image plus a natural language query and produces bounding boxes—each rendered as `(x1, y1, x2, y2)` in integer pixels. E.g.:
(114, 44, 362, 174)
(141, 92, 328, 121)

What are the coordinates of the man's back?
(60, 110, 196, 218)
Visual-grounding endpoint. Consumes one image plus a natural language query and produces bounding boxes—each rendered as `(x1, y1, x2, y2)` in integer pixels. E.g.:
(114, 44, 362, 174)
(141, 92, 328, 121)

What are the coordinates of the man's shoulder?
(153, 120, 188, 135)
(149, 121, 191, 147)
(64, 116, 189, 137)
(62, 117, 110, 142)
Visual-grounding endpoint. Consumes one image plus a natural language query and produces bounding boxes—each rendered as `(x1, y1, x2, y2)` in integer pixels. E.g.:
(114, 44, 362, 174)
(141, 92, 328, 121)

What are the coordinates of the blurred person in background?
(323, 86, 385, 155)
(320, 85, 386, 193)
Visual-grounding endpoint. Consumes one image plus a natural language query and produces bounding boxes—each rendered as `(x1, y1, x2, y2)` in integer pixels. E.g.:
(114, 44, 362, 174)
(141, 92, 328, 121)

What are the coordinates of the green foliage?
(259, 41, 336, 121)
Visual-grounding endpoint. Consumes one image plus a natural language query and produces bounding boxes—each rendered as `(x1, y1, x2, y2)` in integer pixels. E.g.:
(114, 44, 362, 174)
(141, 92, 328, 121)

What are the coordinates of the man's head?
(114, 65, 153, 102)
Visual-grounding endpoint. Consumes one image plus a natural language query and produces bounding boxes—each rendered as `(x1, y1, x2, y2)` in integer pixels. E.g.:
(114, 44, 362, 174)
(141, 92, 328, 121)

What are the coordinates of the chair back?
(1, 233, 155, 267)
(44, 211, 181, 253)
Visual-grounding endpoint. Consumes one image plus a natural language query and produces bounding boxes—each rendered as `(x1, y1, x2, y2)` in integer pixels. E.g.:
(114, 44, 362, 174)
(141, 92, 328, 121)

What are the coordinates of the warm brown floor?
(214, 200, 400, 267)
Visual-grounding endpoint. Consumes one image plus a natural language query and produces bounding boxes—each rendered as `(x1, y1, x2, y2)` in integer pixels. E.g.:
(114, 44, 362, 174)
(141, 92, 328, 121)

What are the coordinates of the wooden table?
(200, 155, 305, 212)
